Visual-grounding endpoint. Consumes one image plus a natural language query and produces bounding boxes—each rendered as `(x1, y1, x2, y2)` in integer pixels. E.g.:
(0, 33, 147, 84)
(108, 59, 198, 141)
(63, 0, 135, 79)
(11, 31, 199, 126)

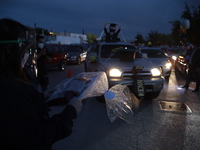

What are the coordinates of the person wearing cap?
(36, 35, 52, 93)
(0, 18, 82, 150)
(182, 44, 200, 92)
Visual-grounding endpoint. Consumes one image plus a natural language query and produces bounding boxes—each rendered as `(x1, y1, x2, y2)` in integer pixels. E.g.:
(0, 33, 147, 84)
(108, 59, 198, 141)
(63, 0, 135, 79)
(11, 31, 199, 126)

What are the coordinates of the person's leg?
(182, 68, 192, 88)
(192, 70, 200, 92)
(40, 75, 49, 92)
(30, 77, 39, 89)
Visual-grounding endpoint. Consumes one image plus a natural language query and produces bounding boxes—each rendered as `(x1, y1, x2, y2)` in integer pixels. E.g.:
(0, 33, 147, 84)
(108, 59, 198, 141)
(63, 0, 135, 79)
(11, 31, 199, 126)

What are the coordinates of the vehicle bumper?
(108, 77, 164, 93)
(162, 68, 171, 76)
(68, 58, 77, 63)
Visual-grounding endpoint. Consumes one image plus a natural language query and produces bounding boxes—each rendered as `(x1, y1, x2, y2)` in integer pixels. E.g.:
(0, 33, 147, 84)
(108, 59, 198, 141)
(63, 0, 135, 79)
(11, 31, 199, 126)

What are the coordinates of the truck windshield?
(141, 49, 166, 58)
(66, 45, 80, 52)
(100, 45, 136, 58)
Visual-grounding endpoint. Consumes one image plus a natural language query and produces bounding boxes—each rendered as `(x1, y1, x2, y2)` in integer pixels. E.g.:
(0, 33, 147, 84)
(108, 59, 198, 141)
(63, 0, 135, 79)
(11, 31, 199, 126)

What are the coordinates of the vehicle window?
(135, 51, 143, 58)
(100, 45, 136, 58)
(62, 45, 68, 53)
(54, 45, 62, 54)
(141, 49, 166, 58)
(66, 45, 81, 52)
(46, 46, 53, 56)
(119, 50, 135, 62)
(169, 49, 180, 54)
(81, 44, 89, 51)
(90, 44, 98, 53)
(58, 45, 65, 53)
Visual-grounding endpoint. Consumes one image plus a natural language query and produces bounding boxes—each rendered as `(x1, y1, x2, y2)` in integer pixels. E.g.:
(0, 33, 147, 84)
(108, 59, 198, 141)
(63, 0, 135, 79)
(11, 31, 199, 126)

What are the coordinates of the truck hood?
(100, 58, 159, 70)
(146, 58, 169, 66)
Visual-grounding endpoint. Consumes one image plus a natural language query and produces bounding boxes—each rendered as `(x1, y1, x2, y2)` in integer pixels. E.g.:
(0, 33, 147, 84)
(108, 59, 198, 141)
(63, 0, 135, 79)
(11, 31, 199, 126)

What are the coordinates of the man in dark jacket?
(36, 35, 52, 92)
(189, 45, 200, 92)
(0, 18, 82, 150)
(183, 45, 200, 92)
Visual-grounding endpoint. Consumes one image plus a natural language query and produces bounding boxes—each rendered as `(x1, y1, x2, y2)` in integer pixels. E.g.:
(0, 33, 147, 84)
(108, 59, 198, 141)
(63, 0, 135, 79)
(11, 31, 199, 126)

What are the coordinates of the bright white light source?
(109, 69, 122, 77)
(165, 62, 172, 69)
(172, 56, 177, 60)
(151, 68, 161, 76)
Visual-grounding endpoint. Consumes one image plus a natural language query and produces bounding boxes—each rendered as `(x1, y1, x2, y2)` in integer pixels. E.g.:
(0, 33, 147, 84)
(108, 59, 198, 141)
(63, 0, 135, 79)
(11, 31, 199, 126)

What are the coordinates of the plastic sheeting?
(104, 84, 140, 124)
(46, 72, 108, 102)
(46, 71, 141, 124)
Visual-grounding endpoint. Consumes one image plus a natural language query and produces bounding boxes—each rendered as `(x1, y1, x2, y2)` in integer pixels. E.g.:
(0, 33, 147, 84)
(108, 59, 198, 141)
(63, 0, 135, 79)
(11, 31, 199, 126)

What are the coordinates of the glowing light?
(109, 69, 122, 77)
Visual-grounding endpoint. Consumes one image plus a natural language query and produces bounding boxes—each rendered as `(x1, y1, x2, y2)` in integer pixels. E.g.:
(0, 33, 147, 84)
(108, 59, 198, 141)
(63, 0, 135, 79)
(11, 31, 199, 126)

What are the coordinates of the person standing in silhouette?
(104, 23, 121, 42)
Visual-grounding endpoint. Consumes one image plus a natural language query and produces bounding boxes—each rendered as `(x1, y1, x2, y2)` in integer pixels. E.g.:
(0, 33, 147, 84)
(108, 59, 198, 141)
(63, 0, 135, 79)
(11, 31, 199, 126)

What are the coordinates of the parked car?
(174, 47, 197, 78)
(63, 44, 87, 65)
(45, 44, 69, 71)
(140, 47, 172, 78)
(167, 48, 184, 66)
(85, 42, 164, 100)
(174, 55, 189, 77)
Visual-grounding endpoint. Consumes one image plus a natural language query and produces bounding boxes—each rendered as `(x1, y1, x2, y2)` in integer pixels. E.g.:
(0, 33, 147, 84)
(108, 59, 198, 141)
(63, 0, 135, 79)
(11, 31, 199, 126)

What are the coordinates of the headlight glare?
(165, 62, 172, 69)
(151, 68, 161, 76)
(172, 56, 177, 60)
(109, 69, 122, 77)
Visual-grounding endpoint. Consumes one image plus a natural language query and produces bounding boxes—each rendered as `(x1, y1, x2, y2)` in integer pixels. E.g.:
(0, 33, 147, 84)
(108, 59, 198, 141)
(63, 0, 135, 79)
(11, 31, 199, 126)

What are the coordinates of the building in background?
(44, 32, 87, 44)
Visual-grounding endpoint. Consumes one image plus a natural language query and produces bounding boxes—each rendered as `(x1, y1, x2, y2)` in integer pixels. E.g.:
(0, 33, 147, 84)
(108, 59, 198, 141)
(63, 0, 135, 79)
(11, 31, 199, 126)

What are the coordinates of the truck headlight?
(151, 68, 161, 76)
(172, 56, 177, 60)
(109, 69, 122, 77)
(164, 62, 172, 69)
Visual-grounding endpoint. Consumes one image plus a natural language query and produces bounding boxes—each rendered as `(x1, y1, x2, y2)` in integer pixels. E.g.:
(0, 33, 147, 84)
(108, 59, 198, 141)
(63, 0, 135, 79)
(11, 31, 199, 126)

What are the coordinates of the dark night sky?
(1, 0, 199, 41)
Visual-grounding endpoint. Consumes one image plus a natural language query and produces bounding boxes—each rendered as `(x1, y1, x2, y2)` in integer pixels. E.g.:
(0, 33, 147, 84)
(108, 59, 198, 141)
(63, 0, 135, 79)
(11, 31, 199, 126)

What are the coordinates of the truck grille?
(122, 70, 152, 78)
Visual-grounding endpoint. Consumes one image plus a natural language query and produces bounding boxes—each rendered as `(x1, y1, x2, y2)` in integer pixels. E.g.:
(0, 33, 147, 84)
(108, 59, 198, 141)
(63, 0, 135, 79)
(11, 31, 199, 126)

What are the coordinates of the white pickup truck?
(85, 42, 164, 100)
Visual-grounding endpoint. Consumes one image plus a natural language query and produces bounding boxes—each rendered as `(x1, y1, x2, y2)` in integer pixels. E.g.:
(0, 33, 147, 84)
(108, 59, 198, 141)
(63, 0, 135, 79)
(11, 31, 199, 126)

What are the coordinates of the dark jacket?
(189, 47, 200, 70)
(104, 27, 121, 42)
(0, 74, 77, 150)
(37, 47, 48, 78)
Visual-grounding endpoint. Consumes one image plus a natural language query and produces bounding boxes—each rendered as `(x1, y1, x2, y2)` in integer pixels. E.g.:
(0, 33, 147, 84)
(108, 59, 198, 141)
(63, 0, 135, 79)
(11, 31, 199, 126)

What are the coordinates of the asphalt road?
(46, 63, 200, 150)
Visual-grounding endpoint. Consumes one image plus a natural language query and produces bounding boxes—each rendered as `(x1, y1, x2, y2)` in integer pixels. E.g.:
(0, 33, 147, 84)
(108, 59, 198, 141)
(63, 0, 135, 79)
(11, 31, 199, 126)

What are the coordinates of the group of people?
(0, 17, 199, 149)
(0, 20, 122, 149)
(0, 18, 82, 149)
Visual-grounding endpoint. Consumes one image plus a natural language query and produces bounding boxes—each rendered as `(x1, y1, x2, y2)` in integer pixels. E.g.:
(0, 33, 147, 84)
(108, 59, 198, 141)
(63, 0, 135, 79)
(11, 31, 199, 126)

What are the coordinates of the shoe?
(192, 89, 199, 92)
(181, 85, 189, 89)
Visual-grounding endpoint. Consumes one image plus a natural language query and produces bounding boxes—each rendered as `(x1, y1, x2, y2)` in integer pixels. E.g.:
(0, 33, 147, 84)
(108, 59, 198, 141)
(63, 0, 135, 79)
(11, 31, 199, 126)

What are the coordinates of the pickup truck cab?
(85, 42, 164, 99)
